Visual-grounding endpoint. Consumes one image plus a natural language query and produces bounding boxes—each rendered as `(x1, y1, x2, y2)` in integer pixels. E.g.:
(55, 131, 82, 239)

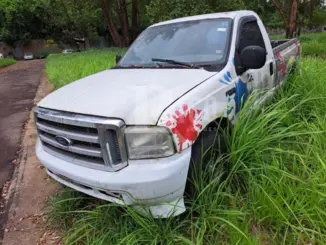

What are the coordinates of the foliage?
(46, 48, 125, 88)
(146, 0, 245, 23)
(146, 0, 213, 23)
(264, 12, 284, 28)
(47, 33, 326, 244)
(0, 0, 53, 45)
(311, 9, 326, 27)
(0, 0, 103, 46)
(1, 0, 325, 46)
(300, 33, 326, 59)
(48, 0, 102, 44)
(0, 58, 16, 68)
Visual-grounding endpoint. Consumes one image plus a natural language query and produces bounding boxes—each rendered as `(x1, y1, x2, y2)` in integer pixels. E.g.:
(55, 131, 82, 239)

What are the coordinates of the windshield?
(118, 18, 233, 70)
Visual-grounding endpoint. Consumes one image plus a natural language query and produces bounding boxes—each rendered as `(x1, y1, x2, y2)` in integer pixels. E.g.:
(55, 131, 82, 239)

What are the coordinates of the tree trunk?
(118, 0, 130, 46)
(131, 0, 139, 41)
(271, 0, 289, 36)
(286, 27, 290, 38)
(100, 0, 124, 47)
(309, 0, 315, 29)
(288, 0, 298, 38)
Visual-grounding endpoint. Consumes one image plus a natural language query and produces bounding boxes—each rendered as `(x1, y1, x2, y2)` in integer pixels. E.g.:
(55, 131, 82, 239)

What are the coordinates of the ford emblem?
(55, 136, 72, 147)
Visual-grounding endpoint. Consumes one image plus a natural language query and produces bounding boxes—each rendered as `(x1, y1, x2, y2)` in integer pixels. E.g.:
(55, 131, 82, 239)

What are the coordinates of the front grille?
(34, 107, 128, 171)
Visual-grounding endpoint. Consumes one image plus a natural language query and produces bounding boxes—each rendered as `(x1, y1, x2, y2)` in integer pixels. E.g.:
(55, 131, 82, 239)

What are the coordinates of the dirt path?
(0, 61, 60, 244)
(0, 60, 44, 188)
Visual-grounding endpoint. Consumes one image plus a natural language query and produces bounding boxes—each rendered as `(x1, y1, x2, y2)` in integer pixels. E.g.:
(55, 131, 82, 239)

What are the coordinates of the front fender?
(157, 73, 237, 153)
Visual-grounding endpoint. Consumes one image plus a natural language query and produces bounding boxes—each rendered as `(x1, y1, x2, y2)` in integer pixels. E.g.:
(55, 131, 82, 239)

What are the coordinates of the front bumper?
(36, 140, 191, 217)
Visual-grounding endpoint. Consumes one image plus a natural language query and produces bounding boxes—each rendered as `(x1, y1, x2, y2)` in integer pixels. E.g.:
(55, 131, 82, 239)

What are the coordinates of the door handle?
(269, 62, 274, 76)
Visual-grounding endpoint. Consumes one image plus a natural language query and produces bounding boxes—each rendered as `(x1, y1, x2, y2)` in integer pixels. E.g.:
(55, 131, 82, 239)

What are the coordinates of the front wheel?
(185, 125, 228, 198)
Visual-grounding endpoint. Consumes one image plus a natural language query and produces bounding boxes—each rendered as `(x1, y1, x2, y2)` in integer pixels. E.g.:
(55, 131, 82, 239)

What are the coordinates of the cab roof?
(151, 10, 256, 27)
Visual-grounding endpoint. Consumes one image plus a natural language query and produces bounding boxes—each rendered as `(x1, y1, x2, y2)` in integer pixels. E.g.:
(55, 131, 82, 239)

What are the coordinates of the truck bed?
(271, 38, 300, 87)
(271, 38, 298, 53)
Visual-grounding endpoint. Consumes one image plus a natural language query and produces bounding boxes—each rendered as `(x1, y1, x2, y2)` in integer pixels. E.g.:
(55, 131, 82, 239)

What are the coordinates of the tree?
(101, 0, 124, 47)
(100, 0, 141, 47)
(146, 0, 245, 24)
(48, 0, 102, 46)
(0, 0, 53, 45)
(271, 0, 324, 38)
(311, 8, 326, 27)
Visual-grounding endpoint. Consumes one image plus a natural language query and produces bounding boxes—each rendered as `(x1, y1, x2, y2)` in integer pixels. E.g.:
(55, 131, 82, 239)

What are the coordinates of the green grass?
(46, 36, 326, 244)
(0, 58, 16, 68)
(46, 48, 125, 88)
(300, 33, 326, 59)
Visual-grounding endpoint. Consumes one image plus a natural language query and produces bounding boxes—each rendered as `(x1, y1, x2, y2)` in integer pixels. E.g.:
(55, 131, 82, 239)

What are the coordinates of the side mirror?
(240, 45, 266, 70)
(116, 55, 122, 64)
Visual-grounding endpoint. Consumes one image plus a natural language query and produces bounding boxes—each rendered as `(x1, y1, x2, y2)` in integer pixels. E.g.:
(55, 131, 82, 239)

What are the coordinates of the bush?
(37, 50, 51, 59)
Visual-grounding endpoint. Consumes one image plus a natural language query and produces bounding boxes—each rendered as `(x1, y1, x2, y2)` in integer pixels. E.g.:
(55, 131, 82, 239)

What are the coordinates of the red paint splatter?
(277, 53, 286, 77)
(166, 121, 172, 127)
(168, 105, 203, 152)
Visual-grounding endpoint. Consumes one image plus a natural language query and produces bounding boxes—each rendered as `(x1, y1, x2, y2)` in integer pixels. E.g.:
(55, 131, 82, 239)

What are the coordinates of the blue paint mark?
(232, 58, 235, 66)
(220, 79, 229, 85)
(223, 73, 231, 83)
(235, 78, 248, 112)
(219, 71, 233, 85)
(227, 72, 231, 80)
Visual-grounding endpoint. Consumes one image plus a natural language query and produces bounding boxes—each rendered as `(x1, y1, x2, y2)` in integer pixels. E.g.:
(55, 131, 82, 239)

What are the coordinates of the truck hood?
(39, 69, 216, 125)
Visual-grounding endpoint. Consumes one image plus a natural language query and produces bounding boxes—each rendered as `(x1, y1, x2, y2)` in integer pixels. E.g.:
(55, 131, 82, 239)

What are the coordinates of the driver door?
(235, 17, 274, 94)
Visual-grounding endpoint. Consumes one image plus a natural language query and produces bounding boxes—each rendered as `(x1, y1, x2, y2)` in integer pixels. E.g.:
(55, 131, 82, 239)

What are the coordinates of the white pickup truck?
(35, 10, 300, 217)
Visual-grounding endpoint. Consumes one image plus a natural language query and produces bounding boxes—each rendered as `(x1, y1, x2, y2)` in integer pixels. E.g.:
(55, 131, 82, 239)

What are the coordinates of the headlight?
(125, 126, 175, 159)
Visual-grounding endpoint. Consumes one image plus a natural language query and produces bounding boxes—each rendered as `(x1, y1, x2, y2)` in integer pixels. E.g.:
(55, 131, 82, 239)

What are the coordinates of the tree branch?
(271, 0, 289, 26)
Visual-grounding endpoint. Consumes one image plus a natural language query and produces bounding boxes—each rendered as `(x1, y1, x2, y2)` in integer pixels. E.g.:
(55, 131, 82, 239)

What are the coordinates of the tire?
(185, 124, 228, 198)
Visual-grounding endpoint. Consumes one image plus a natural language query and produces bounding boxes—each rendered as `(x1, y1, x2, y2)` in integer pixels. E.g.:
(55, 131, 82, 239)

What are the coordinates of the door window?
(238, 21, 266, 55)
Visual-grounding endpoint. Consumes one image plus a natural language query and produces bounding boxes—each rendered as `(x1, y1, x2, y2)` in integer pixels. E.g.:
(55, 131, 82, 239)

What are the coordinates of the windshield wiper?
(151, 58, 202, 69)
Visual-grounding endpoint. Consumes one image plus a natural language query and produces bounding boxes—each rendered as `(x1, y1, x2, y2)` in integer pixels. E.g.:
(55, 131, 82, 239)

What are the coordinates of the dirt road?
(0, 60, 44, 189)
(1, 62, 60, 245)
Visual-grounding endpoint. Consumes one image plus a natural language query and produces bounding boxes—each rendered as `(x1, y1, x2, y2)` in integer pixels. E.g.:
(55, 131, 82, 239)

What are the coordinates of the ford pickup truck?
(35, 10, 300, 217)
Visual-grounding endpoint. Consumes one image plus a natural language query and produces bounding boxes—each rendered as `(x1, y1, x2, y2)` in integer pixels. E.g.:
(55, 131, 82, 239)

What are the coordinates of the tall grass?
(46, 48, 125, 88)
(47, 56, 326, 244)
(299, 33, 326, 58)
(0, 58, 16, 68)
